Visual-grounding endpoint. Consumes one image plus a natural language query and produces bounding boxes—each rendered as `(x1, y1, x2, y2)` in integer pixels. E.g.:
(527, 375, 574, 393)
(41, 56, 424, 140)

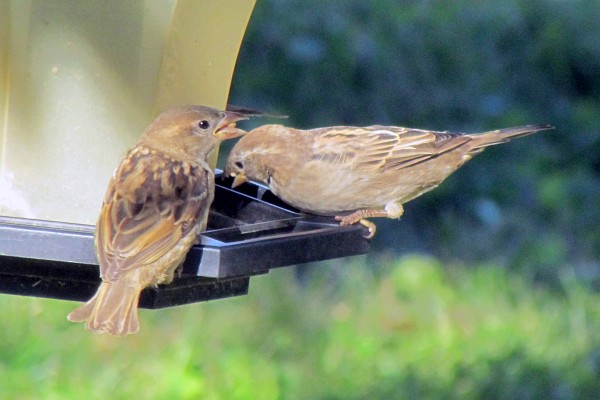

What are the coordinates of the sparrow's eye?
(234, 161, 244, 169)
(198, 120, 210, 130)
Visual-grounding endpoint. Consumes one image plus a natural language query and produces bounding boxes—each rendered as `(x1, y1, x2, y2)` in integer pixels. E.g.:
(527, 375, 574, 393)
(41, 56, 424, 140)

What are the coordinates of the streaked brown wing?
(95, 147, 212, 282)
(311, 126, 472, 172)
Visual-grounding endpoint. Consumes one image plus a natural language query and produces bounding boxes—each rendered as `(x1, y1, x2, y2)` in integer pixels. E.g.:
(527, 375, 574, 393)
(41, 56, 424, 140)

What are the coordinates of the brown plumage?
(225, 123, 553, 238)
(68, 105, 247, 335)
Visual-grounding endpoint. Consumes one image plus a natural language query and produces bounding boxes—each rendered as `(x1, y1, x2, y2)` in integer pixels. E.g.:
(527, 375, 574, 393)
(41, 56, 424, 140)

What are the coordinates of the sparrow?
(225, 123, 553, 238)
(68, 105, 247, 335)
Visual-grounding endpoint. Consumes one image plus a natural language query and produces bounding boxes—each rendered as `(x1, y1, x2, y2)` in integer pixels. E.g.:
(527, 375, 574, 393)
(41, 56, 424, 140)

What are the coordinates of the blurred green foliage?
(228, 0, 600, 285)
(2, 256, 600, 399)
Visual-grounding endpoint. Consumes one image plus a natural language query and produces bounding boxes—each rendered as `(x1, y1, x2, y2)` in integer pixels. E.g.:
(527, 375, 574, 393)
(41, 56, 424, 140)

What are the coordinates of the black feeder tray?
(0, 173, 370, 308)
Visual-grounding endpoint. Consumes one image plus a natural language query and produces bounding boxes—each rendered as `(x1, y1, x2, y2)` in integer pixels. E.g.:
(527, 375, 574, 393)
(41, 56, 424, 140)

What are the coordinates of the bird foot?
(335, 209, 388, 239)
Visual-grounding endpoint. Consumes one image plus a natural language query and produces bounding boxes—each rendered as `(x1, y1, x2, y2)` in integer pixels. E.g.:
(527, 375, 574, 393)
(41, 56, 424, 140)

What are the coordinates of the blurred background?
(225, 0, 600, 286)
(3, 1, 600, 398)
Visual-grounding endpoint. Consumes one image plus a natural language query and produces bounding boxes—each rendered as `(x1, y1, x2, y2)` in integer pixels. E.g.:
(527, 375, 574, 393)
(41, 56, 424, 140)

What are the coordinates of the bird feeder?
(0, 0, 369, 307)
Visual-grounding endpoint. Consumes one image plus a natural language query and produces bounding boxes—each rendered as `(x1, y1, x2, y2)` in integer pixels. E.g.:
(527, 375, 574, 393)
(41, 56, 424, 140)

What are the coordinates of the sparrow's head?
(140, 105, 248, 161)
(225, 140, 264, 189)
(225, 125, 290, 188)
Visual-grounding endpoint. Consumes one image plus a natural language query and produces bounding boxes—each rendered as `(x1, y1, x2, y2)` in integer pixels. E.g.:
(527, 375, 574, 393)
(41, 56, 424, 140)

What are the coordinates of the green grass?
(1, 255, 600, 399)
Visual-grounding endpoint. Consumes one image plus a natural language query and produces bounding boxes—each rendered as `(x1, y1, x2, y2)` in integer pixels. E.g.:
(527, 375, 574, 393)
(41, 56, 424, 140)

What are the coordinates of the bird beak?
(230, 173, 248, 188)
(215, 111, 248, 140)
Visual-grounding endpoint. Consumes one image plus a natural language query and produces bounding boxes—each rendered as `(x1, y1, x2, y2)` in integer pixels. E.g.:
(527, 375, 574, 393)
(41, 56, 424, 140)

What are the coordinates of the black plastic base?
(0, 256, 249, 309)
(0, 175, 370, 308)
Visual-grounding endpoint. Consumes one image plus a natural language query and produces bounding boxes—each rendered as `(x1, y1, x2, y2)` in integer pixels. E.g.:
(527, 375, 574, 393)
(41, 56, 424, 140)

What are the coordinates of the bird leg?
(335, 210, 387, 239)
(334, 203, 404, 239)
(175, 261, 185, 279)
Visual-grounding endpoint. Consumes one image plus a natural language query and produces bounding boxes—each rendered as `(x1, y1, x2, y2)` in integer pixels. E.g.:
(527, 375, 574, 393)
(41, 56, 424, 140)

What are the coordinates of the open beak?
(230, 173, 248, 188)
(215, 111, 248, 140)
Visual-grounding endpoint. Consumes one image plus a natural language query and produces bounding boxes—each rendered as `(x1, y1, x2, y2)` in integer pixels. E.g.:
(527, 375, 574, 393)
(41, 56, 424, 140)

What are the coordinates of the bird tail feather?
(470, 124, 553, 150)
(67, 280, 142, 336)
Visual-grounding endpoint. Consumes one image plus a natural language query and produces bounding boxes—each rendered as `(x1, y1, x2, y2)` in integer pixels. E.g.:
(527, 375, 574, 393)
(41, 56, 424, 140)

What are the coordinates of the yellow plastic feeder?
(0, 0, 256, 224)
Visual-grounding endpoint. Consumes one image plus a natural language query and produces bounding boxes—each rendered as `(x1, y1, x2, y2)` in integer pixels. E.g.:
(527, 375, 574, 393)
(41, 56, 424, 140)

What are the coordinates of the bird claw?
(359, 219, 377, 239)
(335, 213, 377, 239)
(334, 214, 354, 226)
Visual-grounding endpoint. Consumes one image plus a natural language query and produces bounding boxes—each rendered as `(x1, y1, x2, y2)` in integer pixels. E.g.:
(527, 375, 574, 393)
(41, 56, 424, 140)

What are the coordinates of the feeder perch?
(0, 175, 370, 307)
